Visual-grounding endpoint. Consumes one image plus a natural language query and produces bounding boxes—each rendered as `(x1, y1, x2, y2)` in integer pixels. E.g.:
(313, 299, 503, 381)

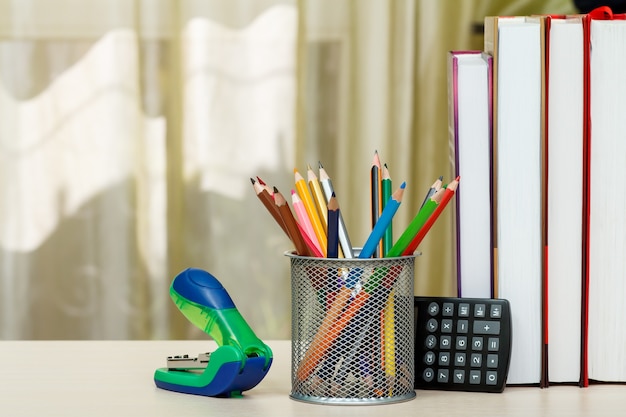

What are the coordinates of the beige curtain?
(0, 0, 576, 340)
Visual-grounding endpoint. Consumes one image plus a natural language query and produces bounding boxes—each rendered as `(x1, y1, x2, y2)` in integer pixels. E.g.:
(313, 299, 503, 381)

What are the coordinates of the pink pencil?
(292, 189, 324, 255)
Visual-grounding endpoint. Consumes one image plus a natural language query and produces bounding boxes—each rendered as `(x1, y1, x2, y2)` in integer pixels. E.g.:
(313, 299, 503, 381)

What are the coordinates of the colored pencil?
(250, 178, 289, 238)
(370, 151, 383, 257)
(297, 222, 324, 257)
(295, 169, 327, 256)
(273, 187, 311, 257)
(326, 193, 340, 259)
(386, 187, 445, 257)
(381, 163, 393, 256)
(291, 189, 323, 256)
(256, 176, 274, 196)
(403, 176, 460, 255)
(307, 164, 328, 232)
(419, 175, 443, 210)
(360, 182, 406, 259)
(295, 286, 368, 381)
(318, 162, 354, 258)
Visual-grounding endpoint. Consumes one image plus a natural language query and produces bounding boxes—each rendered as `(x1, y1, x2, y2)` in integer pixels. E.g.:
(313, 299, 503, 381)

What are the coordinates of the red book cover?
(581, 5, 626, 388)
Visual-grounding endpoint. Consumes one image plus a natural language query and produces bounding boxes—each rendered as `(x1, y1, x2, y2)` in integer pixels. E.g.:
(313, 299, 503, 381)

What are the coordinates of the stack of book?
(448, 6, 626, 387)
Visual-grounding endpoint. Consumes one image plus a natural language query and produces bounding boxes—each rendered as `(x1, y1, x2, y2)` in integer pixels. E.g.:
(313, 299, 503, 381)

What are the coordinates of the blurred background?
(0, 0, 577, 340)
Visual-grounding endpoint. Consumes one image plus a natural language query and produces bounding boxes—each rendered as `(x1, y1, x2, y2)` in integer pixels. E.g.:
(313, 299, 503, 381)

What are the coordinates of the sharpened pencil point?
(400, 182, 406, 189)
(250, 177, 256, 184)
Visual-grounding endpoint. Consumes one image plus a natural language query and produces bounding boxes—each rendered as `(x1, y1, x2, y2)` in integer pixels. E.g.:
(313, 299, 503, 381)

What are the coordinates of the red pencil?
(402, 176, 460, 255)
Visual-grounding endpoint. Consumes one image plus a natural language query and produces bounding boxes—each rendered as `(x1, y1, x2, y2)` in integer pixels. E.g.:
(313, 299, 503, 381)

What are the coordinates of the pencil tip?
(250, 177, 255, 184)
(273, 186, 279, 193)
(400, 182, 407, 189)
(291, 189, 296, 195)
(307, 163, 312, 170)
(318, 161, 323, 168)
(372, 150, 381, 166)
(455, 175, 460, 181)
(438, 175, 443, 180)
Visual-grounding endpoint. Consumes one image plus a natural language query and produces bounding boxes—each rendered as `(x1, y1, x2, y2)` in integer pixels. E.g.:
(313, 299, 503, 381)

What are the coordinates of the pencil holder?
(287, 251, 416, 405)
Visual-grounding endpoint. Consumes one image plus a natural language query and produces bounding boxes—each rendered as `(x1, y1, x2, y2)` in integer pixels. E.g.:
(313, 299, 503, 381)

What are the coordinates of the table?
(1, 340, 623, 416)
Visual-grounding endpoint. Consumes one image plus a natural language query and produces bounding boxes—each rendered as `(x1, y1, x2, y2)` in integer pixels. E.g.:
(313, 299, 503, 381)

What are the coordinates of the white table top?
(1, 340, 624, 416)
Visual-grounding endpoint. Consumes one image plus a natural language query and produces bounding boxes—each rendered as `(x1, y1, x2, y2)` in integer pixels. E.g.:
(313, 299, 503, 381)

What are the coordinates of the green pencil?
(386, 188, 444, 257)
(381, 163, 393, 256)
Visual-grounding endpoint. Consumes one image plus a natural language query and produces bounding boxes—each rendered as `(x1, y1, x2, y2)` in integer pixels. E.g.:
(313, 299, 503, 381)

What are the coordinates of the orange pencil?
(402, 176, 460, 255)
(296, 288, 369, 381)
(370, 151, 383, 257)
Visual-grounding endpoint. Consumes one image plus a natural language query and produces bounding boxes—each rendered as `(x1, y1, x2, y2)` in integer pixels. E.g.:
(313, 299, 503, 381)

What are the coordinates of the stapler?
(154, 268, 273, 398)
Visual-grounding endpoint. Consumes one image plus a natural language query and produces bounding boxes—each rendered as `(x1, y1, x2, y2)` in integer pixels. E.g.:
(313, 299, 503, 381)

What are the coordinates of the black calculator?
(413, 297, 512, 393)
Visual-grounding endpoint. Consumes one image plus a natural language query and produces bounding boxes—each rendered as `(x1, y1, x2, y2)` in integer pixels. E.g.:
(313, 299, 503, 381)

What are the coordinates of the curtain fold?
(0, 0, 576, 340)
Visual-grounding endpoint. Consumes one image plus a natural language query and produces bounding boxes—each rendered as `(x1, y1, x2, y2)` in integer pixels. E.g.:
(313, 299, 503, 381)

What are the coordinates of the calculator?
(413, 297, 512, 393)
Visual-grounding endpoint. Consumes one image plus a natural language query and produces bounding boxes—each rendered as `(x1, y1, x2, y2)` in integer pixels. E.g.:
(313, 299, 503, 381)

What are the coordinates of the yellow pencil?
(384, 289, 396, 393)
(295, 169, 327, 256)
(307, 164, 328, 232)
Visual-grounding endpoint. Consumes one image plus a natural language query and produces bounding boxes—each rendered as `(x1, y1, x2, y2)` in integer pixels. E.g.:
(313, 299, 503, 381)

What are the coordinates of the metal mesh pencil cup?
(287, 251, 416, 405)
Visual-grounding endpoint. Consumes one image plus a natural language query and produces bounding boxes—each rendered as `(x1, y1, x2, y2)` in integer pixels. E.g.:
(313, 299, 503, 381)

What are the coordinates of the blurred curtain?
(0, 0, 575, 340)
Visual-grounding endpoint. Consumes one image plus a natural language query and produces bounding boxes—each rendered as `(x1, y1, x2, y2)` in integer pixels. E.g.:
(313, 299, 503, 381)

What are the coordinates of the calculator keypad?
(414, 297, 512, 393)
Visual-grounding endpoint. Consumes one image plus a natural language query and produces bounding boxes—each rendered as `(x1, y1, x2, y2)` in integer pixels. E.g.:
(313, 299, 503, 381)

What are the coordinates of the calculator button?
(457, 320, 469, 333)
(439, 352, 451, 365)
(424, 351, 436, 365)
(458, 303, 470, 317)
(469, 370, 481, 384)
(486, 371, 498, 385)
(453, 370, 465, 383)
(441, 319, 453, 333)
(474, 304, 486, 318)
(440, 335, 452, 349)
(437, 369, 449, 383)
(490, 304, 502, 318)
(442, 303, 454, 316)
(473, 320, 500, 335)
(488, 337, 500, 351)
(425, 334, 437, 349)
(470, 353, 482, 367)
(487, 354, 499, 368)
(456, 336, 467, 350)
(423, 368, 435, 382)
(427, 318, 438, 332)
(427, 302, 439, 316)
(472, 337, 483, 350)
(454, 353, 466, 366)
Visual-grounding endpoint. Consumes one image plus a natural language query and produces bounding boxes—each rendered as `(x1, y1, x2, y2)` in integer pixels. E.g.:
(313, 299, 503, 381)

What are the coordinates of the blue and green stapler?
(154, 268, 273, 398)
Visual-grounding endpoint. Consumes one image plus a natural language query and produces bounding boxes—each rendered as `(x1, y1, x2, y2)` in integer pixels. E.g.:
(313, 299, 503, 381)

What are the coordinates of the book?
(447, 50, 493, 299)
(545, 15, 585, 385)
(484, 15, 545, 385)
(583, 6, 626, 386)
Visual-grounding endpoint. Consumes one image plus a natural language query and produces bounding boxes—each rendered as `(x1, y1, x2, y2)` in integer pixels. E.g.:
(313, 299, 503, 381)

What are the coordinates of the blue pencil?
(359, 182, 406, 259)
